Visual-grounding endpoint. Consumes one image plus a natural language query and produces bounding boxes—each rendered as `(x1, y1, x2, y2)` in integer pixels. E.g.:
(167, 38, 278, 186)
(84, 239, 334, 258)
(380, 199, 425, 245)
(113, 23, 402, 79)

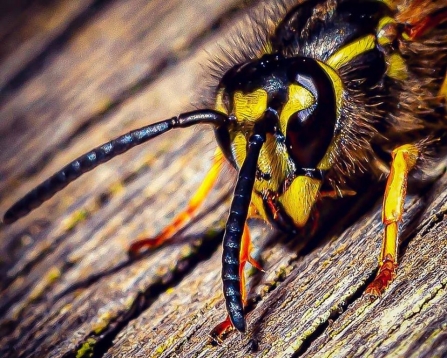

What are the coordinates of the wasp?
(3, 0, 447, 337)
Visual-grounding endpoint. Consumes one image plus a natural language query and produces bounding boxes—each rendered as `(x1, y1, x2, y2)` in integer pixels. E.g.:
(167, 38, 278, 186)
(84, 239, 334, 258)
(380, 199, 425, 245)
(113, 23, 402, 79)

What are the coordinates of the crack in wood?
(290, 272, 377, 358)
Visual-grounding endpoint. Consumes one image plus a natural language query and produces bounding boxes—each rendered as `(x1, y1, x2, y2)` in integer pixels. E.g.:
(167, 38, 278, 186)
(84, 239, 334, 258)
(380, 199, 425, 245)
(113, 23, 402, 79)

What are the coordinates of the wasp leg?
(129, 149, 224, 254)
(319, 189, 356, 199)
(403, 7, 447, 41)
(211, 224, 263, 339)
(401, 6, 447, 103)
(240, 223, 264, 275)
(366, 144, 419, 296)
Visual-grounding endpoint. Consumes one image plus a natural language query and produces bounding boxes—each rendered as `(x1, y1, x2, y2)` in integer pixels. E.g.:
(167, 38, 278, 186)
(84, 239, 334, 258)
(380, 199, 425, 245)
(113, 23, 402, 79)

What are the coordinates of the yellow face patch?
(234, 89, 268, 122)
(230, 88, 269, 171)
(279, 84, 316, 135)
(255, 134, 291, 193)
(317, 61, 344, 120)
(232, 131, 291, 194)
(231, 132, 248, 168)
(278, 176, 321, 228)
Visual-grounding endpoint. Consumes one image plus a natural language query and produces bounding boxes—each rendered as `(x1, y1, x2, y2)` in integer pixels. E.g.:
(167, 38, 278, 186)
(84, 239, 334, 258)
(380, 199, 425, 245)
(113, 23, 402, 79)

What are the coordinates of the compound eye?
(287, 103, 332, 168)
(285, 72, 337, 169)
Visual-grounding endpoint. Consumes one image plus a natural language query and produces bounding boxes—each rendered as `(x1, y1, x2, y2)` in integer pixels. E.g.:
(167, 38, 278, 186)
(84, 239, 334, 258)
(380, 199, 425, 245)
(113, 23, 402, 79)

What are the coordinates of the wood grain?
(0, 1, 446, 357)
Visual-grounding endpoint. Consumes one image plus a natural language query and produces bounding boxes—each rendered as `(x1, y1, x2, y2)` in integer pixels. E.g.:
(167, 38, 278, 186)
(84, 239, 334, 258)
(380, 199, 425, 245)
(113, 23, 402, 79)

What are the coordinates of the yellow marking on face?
(299, 62, 344, 173)
(232, 132, 248, 168)
(254, 134, 291, 193)
(386, 52, 408, 80)
(279, 84, 315, 135)
(215, 89, 227, 114)
(318, 61, 344, 119)
(234, 89, 268, 122)
(278, 176, 321, 227)
(316, 141, 336, 171)
(377, 16, 397, 46)
(327, 34, 376, 70)
(232, 132, 291, 193)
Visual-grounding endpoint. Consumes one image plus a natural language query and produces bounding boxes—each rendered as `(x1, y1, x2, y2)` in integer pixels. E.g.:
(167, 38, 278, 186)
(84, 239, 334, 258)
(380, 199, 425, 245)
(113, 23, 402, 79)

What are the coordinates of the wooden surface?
(0, 1, 446, 357)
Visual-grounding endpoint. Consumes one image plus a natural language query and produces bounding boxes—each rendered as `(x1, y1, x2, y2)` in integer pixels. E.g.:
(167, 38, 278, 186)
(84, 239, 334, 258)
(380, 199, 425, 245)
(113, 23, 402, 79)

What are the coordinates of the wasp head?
(214, 53, 341, 229)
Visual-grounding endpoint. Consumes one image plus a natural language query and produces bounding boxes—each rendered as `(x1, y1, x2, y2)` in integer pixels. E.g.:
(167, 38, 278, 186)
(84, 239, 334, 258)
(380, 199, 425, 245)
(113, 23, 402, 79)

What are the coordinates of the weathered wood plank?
(102, 175, 447, 358)
(0, 1, 446, 358)
(0, 0, 95, 90)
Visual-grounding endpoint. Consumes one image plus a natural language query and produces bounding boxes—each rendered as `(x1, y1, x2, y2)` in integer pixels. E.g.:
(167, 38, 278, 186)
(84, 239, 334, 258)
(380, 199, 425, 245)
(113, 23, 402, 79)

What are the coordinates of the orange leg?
(129, 149, 224, 254)
(240, 224, 264, 302)
(399, 4, 447, 103)
(319, 189, 356, 199)
(211, 224, 263, 338)
(403, 7, 447, 41)
(366, 144, 419, 296)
